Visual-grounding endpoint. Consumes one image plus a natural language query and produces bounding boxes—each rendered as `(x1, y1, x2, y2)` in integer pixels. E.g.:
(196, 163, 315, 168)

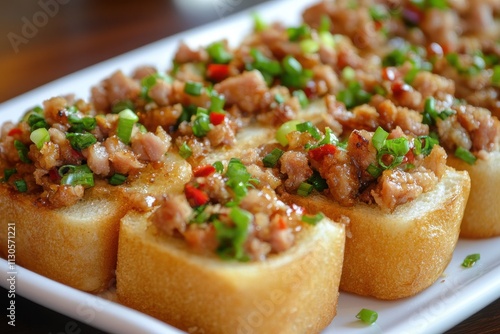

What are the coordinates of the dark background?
(0, 0, 499, 333)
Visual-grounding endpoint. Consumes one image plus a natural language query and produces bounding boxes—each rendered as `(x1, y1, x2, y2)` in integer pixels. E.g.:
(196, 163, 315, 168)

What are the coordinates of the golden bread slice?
(281, 168, 470, 300)
(0, 185, 126, 292)
(0, 152, 192, 292)
(116, 210, 345, 334)
(447, 152, 500, 238)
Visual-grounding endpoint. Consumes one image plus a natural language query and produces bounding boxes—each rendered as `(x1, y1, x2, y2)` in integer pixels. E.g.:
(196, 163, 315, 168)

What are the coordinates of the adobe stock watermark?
(6, 222, 16, 327)
(7, 0, 71, 54)
(212, 0, 245, 19)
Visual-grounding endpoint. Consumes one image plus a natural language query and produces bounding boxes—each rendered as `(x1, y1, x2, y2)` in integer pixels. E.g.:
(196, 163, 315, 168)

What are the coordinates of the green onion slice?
(14, 179, 28, 193)
(214, 207, 251, 261)
(297, 182, 314, 197)
(296, 121, 322, 140)
(30, 128, 50, 150)
(117, 109, 139, 145)
(301, 212, 324, 225)
(356, 308, 378, 325)
(206, 41, 233, 64)
(213, 161, 224, 173)
(262, 148, 284, 168)
(109, 173, 127, 186)
(184, 81, 204, 96)
(179, 142, 192, 159)
(276, 120, 301, 146)
(293, 90, 309, 108)
(66, 132, 97, 151)
(14, 140, 31, 163)
(455, 147, 477, 165)
(59, 164, 94, 188)
(462, 253, 480, 268)
(2, 168, 17, 182)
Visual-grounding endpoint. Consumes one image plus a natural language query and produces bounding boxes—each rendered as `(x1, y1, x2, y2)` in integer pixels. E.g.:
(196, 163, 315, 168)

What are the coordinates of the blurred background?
(0, 0, 269, 103)
(0, 0, 498, 333)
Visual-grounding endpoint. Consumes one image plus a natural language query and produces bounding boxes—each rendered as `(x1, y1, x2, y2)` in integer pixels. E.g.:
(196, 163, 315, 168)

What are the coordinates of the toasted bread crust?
(116, 211, 345, 333)
(0, 185, 125, 292)
(281, 168, 470, 299)
(446, 152, 500, 238)
(0, 153, 192, 292)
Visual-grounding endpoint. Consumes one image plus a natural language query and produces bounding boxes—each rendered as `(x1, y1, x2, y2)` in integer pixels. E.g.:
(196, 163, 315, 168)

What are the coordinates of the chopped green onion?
(341, 66, 356, 82)
(296, 121, 321, 140)
(192, 109, 211, 137)
(297, 182, 314, 197)
(109, 173, 127, 186)
(14, 140, 31, 163)
(184, 81, 204, 96)
(422, 97, 454, 126)
(356, 308, 378, 325)
(455, 147, 477, 165)
(68, 115, 96, 133)
(59, 164, 94, 187)
(30, 128, 50, 149)
(415, 135, 439, 156)
(300, 39, 319, 54)
(319, 31, 335, 49)
(287, 24, 310, 41)
(319, 15, 331, 33)
(337, 81, 372, 109)
(66, 132, 97, 151)
(462, 253, 480, 268)
(301, 212, 324, 225)
(213, 161, 224, 173)
(190, 205, 209, 224)
(372, 127, 389, 151)
(224, 158, 257, 204)
(179, 142, 192, 159)
(252, 12, 267, 32)
(307, 171, 328, 192)
(14, 179, 27, 193)
(214, 207, 251, 261)
(112, 100, 135, 114)
(177, 104, 197, 126)
(2, 168, 17, 182)
(282, 55, 302, 76)
(367, 163, 382, 178)
(117, 108, 139, 144)
(27, 113, 48, 132)
(307, 127, 339, 150)
(210, 93, 226, 112)
(369, 4, 389, 21)
(275, 120, 301, 146)
(206, 41, 233, 64)
(293, 90, 309, 108)
(492, 65, 500, 86)
(262, 148, 284, 168)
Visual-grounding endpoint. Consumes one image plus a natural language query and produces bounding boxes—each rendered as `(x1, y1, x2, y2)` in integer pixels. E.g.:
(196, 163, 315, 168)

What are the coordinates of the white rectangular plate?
(1, 0, 499, 333)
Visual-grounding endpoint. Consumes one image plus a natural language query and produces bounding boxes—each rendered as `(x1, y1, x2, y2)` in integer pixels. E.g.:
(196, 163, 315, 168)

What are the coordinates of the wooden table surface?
(0, 0, 498, 333)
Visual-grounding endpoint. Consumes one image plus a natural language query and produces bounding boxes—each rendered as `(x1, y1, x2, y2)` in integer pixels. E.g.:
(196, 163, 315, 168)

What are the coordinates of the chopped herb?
(66, 132, 97, 151)
(301, 212, 324, 225)
(214, 207, 251, 261)
(292, 90, 309, 108)
(455, 147, 477, 165)
(296, 121, 322, 140)
(287, 24, 310, 41)
(274, 93, 285, 105)
(213, 161, 224, 173)
(179, 142, 192, 159)
(14, 140, 31, 163)
(462, 253, 480, 268)
(109, 173, 127, 186)
(337, 81, 372, 109)
(206, 41, 233, 64)
(422, 97, 454, 126)
(27, 113, 48, 132)
(252, 12, 267, 32)
(141, 72, 172, 100)
(14, 179, 27, 193)
(192, 108, 211, 137)
(59, 164, 94, 188)
(184, 81, 204, 96)
(117, 108, 139, 144)
(307, 171, 328, 192)
(299, 39, 319, 54)
(318, 15, 331, 33)
(297, 182, 314, 197)
(492, 65, 500, 86)
(262, 148, 284, 168)
(224, 158, 257, 205)
(30, 128, 50, 149)
(68, 114, 96, 133)
(275, 120, 301, 146)
(356, 308, 378, 325)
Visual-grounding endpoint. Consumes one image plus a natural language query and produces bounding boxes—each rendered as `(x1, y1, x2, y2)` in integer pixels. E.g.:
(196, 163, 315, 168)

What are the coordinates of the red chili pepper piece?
(309, 144, 337, 161)
(7, 128, 22, 136)
(277, 216, 287, 230)
(382, 67, 400, 81)
(404, 149, 415, 164)
(207, 64, 230, 82)
(391, 81, 411, 97)
(49, 168, 61, 182)
(185, 183, 209, 207)
(209, 112, 225, 126)
(193, 164, 216, 177)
